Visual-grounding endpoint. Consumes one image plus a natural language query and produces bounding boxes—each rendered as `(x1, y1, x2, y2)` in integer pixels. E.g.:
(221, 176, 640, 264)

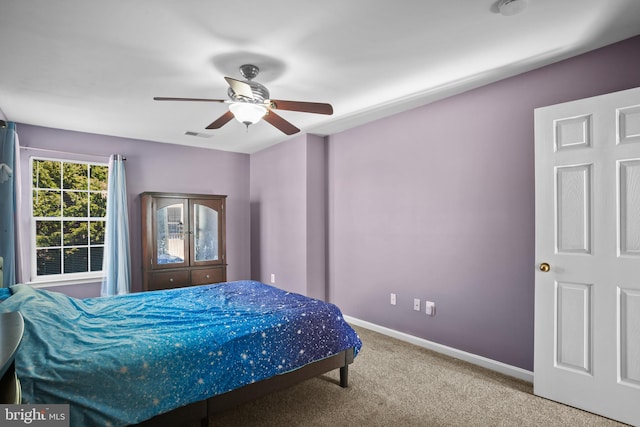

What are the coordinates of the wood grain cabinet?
(140, 192, 227, 291)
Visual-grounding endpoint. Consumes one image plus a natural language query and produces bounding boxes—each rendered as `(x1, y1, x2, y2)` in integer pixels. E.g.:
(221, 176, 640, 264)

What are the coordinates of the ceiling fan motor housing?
(227, 64, 270, 103)
(227, 81, 269, 103)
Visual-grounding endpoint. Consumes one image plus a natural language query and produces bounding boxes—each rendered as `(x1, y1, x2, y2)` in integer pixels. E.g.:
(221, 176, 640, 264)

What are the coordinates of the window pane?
(90, 221, 105, 244)
(64, 247, 88, 273)
(90, 246, 104, 271)
(33, 190, 61, 217)
(33, 160, 61, 189)
(32, 158, 109, 279)
(63, 163, 88, 190)
(37, 249, 61, 276)
(63, 191, 88, 217)
(90, 165, 108, 191)
(36, 221, 62, 248)
(64, 221, 88, 246)
(90, 192, 107, 217)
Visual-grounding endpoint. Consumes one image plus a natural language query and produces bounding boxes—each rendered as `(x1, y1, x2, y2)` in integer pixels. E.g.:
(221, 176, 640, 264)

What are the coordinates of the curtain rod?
(20, 146, 125, 161)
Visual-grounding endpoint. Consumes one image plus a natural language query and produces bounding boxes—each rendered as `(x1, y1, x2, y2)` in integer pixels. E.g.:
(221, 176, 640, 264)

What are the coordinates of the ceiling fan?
(154, 64, 334, 135)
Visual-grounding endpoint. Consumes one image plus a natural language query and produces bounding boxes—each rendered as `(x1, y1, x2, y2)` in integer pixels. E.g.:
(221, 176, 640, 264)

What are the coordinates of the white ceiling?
(1, 0, 640, 154)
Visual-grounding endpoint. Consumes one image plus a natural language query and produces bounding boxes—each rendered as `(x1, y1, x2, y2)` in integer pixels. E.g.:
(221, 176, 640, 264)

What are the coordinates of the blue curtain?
(0, 122, 17, 288)
(101, 154, 131, 296)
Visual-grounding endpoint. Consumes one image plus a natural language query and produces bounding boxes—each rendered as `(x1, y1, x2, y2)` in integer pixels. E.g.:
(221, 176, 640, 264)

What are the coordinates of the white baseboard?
(344, 315, 534, 383)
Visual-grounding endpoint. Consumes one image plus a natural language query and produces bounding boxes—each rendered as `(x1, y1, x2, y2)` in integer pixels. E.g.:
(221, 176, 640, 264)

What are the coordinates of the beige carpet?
(208, 326, 628, 426)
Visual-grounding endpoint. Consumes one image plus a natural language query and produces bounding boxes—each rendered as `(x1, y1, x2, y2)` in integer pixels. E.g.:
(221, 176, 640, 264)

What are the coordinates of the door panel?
(619, 288, 640, 387)
(556, 164, 592, 254)
(618, 105, 640, 145)
(535, 86, 640, 426)
(556, 281, 592, 374)
(555, 114, 591, 150)
(619, 160, 640, 255)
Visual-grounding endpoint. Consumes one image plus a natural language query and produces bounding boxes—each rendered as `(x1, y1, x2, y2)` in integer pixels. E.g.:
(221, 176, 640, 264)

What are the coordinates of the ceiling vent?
(184, 131, 212, 138)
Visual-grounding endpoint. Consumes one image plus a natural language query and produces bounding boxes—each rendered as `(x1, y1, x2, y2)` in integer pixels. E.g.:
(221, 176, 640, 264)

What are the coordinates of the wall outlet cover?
(426, 301, 436, 316)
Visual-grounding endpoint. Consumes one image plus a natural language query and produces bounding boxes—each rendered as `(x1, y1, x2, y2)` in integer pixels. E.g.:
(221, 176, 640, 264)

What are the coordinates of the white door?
(534, 86, 640, 426)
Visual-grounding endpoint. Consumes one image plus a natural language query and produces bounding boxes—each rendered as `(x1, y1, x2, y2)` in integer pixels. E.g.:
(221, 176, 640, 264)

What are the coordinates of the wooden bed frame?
(135, 347, 355, 427)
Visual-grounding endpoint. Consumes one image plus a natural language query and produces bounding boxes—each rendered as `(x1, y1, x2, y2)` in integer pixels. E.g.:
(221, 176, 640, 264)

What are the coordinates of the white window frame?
(29, 156, 109, 285)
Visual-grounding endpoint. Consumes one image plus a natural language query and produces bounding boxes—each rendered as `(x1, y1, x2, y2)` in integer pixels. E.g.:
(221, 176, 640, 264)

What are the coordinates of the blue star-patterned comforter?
(0, 281, 362, 426)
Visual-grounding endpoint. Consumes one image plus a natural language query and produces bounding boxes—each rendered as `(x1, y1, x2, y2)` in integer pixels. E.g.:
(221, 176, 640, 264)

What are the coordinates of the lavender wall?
(304, 135, 327, 301)
(11, 34, 640, 370)
(327, 35, 640, 371)
(250, 134, 326, 299)
(16, 125, 251, 297)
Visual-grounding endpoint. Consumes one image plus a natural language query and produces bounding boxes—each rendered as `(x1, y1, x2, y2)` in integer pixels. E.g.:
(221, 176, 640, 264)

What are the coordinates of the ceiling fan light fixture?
(229, 103, 267, 127)
(498, 0, 527, 16)
(154, 63, 333, 135)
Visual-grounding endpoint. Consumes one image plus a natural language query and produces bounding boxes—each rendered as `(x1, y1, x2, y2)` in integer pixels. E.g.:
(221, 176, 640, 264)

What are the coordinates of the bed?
(0, 280, 362, 427)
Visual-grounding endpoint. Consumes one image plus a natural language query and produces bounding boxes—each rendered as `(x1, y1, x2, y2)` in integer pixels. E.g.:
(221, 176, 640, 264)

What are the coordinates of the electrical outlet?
(390, 293, 397, 305)
(270, 273, 275, 283)
(426, 301, 436, 316)
(413, 298, 420, 311)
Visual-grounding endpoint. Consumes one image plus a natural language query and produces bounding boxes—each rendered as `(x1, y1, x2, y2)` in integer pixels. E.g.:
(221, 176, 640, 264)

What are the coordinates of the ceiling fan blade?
(269, 99, 333, 115)
(263, 110, 300, 135)
(154, 97, 227, 102)
(205, 111, 235, 129)
(224, 77, 254, 99)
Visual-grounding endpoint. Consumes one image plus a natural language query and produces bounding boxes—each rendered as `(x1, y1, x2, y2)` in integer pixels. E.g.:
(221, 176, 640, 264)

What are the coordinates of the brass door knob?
(539, 263, 550, 272)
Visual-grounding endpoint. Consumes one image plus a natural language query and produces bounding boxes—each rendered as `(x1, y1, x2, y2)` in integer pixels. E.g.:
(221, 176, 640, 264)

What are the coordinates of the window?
(31, 158, 109, 281)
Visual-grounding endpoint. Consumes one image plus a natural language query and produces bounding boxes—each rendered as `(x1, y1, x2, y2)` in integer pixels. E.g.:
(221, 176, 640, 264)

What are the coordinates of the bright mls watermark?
(1, 405, 69, 426)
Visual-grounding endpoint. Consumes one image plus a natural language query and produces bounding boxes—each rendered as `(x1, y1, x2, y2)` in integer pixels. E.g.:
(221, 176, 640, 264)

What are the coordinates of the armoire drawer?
(191, 268, 225, 286)
(147, 270, 190, 291)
